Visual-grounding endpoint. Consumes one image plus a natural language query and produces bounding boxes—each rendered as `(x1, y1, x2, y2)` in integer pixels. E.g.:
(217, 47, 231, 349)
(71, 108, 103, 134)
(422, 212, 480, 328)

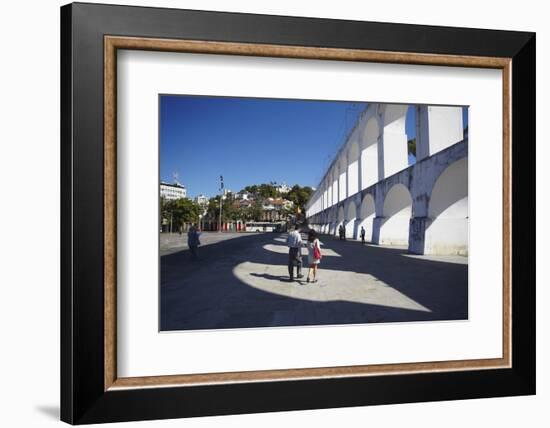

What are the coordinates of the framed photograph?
(61, 2, 535, 424)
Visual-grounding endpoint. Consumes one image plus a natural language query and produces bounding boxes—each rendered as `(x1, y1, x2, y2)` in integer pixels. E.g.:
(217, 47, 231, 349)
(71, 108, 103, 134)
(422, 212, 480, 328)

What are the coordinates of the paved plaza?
(160, 231, 468, 331)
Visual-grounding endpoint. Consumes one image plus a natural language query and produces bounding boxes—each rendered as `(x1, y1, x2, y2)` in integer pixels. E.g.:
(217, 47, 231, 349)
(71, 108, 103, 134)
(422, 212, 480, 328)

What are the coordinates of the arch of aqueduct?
(304, 103, 468, 256)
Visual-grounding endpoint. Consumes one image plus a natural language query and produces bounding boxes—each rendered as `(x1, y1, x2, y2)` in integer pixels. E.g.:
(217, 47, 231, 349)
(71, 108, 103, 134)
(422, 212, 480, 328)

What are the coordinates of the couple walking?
(286, 225, 322, 283)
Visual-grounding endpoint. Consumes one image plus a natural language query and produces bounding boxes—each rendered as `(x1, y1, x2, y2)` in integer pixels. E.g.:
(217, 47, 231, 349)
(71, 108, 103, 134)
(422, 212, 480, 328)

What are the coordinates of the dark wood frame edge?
(61, 3, 535, 424)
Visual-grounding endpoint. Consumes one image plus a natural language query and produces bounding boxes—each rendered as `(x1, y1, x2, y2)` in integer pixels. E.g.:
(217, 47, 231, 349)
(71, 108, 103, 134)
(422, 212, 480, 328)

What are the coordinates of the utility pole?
(218, 175, 224, 232)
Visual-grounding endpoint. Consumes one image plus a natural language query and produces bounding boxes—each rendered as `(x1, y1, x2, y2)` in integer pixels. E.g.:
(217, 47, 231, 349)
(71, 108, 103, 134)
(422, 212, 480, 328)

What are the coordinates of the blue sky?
(160, 95, 467, 199)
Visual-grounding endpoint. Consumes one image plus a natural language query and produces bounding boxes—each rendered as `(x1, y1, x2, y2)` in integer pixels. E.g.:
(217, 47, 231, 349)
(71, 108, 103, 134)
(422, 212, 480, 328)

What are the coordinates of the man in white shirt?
(286, 224, 304, 281)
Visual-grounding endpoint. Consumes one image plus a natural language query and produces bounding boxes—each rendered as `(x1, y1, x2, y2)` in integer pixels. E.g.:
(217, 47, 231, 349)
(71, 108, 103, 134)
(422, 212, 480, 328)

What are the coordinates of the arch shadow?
(160, 230, 467, 331)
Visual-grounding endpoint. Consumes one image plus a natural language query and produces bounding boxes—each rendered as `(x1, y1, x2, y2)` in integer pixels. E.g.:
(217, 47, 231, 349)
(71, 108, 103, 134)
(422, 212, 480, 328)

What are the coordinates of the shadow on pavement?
(160, 231, 467, 331)
(249, 272, 290, 282)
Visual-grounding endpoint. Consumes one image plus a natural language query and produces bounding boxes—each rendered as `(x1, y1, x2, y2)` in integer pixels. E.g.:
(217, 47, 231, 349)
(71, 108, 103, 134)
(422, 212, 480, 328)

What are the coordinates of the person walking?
(339, 224, 345, 240)
(187, 225, 201, 261)
(306, 229, 322, 283)
(286, 224, 303, 281)
(360, 226, 366, 245)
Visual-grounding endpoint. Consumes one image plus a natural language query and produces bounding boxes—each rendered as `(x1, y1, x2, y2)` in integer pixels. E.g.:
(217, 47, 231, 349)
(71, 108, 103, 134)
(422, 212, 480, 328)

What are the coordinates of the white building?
(160, 181, 187, 200)
(235, 191, 254, 201)
(221, 188, 232, 200)
(195, 194, 209, 206)
(261, 197, 293, 221)
(276, 183, 291, 194)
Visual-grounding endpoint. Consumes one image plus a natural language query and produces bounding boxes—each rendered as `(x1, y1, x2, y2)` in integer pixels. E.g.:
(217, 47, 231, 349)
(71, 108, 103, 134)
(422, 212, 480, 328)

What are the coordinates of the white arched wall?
(379, 184, 412, 246)
(361, 117, 379, 189)
(327, 171, 334, 208)
(381, 104, 409, 178)
(358, 194, 376, 242)
(323, 212, 329, 231)
(328, 208, 337, 235)
(336, 206, 345, 236)
(347, 140, 360, 196)
(345, 201, 357, 239)
(415, 105, 464, 161)
(425, 158, 468, 255)
(338, 155, 347, 202)
(332, 166, 339, 207)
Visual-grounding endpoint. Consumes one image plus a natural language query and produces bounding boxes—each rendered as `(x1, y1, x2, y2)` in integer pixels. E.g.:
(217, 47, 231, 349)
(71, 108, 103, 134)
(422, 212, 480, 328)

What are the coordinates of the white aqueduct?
(304, 103, 468, 256)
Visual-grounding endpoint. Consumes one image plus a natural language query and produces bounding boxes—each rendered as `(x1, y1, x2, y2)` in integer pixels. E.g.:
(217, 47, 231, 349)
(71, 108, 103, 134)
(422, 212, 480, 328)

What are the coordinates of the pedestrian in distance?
(286, 224, 304, 281)
(306, 229, 322, 283)
(187, 224, 201, 261)
(360, 226, 366, 245)
(339, 224, 345, 240)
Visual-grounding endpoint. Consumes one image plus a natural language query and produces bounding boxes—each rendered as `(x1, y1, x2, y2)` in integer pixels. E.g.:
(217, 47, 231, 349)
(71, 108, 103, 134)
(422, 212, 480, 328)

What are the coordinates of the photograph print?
(159, 95, 469, 332)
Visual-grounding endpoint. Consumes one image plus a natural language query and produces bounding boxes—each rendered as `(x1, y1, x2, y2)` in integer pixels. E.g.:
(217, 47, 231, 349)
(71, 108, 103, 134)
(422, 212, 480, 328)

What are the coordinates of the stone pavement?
(160, 231, 468, 331)
(160, 232, 246, 256)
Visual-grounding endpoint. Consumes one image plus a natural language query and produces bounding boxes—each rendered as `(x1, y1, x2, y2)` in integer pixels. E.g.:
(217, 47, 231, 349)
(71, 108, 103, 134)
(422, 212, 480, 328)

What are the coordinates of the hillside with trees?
(161, 182, 314, 231)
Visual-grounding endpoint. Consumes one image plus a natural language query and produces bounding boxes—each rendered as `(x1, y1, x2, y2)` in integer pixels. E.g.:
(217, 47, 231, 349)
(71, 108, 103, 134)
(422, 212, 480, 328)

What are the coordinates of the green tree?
(206, 196, 241, 223)
(163, 198, 200, 230)
(258, 183, 277, 198)
(243, 183, 278, 199)
(280, 205, 295, 220)
(287, 184, 313, 212)
(407, 138, 416, 157)
(206, 196, 221, 220)
(221, 201, 240, 222)
(240, 202, 263, 222)
(243, 184, 258, 194)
